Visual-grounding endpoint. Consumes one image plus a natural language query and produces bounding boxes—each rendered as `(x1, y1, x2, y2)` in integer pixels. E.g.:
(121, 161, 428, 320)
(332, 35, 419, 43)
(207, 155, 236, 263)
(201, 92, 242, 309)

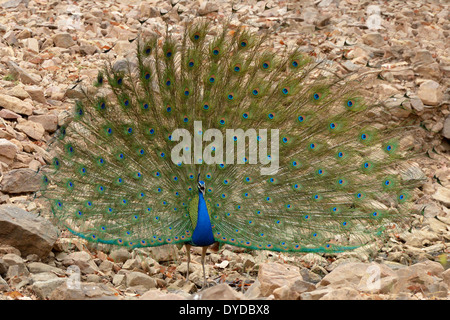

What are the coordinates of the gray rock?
(0, 168, 42, 193)
(126, 271, 157, 290)
(27, 262, 65, 276)
(85, 274, 101, 283)
(443, 115, 450, 139)
(32, 278, 67, 299)
(79, 45, 98, 56)
(0, 205, 57, 259)
(410, 98, 424, 112)
(28, 114, 58, 132)
(412, 49, 435, 64)
(109, 248, 131, 263)
(112, 273, 126, 287)
(7, 264, 30, 278)
(98, 260, 114, 273)
(362, 32, 385, 48)
(6, 86, 30, 100)
(52, 33, 75, 48)
(122, 258, 140, 270)
(2, 253, 24, 267)
(24, 86, 46, 104)
(318, 262, 397, 294)
(417, 80, 443, 106)
(61, 251, 99, 274)
(30, 272, 59, 282)
(148, 244, 178, 262)
(0, 109, 21, 120)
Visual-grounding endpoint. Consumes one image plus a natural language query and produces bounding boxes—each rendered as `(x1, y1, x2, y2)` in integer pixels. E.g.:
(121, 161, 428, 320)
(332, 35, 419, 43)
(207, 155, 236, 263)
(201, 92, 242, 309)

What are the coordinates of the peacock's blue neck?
(191, 192, 215, 246)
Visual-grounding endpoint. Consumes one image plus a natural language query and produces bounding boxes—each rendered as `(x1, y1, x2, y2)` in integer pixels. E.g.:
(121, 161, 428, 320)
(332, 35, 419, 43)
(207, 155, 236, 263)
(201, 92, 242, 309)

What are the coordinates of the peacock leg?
(185, 243, 191, 282)
(201, 246, 208, 287)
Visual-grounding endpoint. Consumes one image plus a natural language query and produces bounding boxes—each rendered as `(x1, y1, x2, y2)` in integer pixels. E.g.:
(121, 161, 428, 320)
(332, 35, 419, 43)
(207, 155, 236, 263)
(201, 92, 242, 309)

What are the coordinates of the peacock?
(41, 21, 421, 287)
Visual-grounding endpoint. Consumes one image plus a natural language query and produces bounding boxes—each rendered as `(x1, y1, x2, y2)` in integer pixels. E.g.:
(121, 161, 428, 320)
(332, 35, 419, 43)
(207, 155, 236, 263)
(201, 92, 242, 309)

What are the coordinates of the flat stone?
(6, 86, 30, 100)
(443, 115, 450, 139)
(24, 86, 46, 104)
(98, 260, 114, 273)
(16, 120, 45, 140)
(0, 168, 42, 194)
(432, 186, 450, 207)
(410, 98, 424, 112)
(126, 271, 157, 290)
(0, 205, 57, 259)
(0, 109, 21, 120)
(417, 80, 443, 106)
(318, 262, 397, 293)
(2, 253, 25, 267)
(52, 33, 75, 48)
(0, 93, 33, 115)
(30, 272, 59, 282)
(362, 32, 385, 48)
(32, 278, 67, 300)
(109, 248, 131, 263)
(28, 114, 57, 132)
(442, 268, 450, 287)
(62, 251, 99, 274)
(148, 244, 178, 262)
(27, 262, 65, 276)
(7, 263, 30, 278)
(0, 138, 18, 165)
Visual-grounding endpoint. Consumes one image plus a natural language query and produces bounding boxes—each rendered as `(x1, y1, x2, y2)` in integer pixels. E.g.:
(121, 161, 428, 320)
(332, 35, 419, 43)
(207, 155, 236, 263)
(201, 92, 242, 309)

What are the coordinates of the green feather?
(41, 22, 423, 255)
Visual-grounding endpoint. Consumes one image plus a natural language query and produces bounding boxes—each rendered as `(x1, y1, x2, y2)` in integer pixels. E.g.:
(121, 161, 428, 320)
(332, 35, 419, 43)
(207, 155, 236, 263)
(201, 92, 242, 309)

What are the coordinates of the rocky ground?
(0, 0, 449, 300)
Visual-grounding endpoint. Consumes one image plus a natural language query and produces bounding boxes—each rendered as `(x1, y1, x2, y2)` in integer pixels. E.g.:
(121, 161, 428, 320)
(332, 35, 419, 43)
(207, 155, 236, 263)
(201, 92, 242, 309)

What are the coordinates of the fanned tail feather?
(41, 21, 423, 253)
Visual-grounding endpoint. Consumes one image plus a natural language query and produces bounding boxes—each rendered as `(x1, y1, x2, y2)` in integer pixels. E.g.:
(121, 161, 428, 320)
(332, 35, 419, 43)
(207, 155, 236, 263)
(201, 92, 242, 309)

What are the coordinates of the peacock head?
(198, 180, 206, 195)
